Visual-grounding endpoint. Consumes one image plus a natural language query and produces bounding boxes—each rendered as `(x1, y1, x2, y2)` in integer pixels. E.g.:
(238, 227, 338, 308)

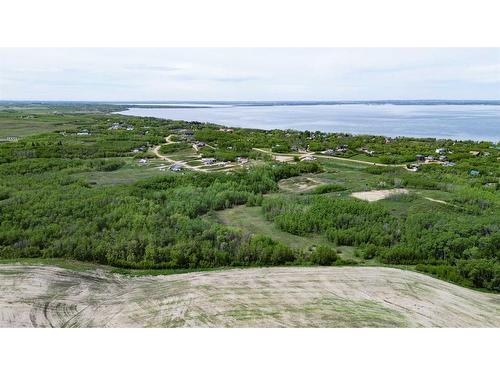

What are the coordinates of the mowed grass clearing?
(77, 160, 172, 186)
(214, 205, 331, 250)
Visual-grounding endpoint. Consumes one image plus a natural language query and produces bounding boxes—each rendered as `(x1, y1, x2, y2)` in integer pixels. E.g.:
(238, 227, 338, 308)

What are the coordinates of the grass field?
(215, 205, 332, 250)
(77, 160, 170, 186)
(0, 111, 103, 138)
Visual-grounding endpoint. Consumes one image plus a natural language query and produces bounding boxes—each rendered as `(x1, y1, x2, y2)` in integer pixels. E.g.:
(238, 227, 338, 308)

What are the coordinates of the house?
(300, 155, 317, 161)
(360, 147, 375, 156)
(194, 141, 206, 148)
(438, 155, 447, 161)
(236, 157, 249, 164)
(218, 128, 234, 132)
(425, 155, 435, 162)
(202, 158, 216, 165)
(132, 149, 140, 153)
(469, 170, 480, 176)
(323, 149, 336, 156)
(435, 148, 446, 154)
(77, 130, 90, 136)
(469, 151, 481, 157)
(126, 126, 134, 131)
(108, 122, 123, 130)
(138, 158, 148, 165)
(178, 129, 194, 136)
(170, 164, 183, 172)
(415, 154, 425, 162)
(0, 136, 19, 142)
(336, 145, 349, 152)
(407, 164, 420, 172)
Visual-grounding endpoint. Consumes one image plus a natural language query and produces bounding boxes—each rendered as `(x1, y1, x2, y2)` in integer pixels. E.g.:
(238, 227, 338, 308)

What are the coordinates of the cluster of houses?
(201, 158, 216, 165)
(170, 164, 183, 172)
(132, 145, 147, 153)
(359, 147, 375, 156)
(0, 136, 18, 143)
(200, 156, 248, 167)
(322, 144, 349, 156)
(408, 147, 490, 174)
(411, 149, 456, 171)
(108, 122, 134, 131)
(76, 129, 91, 136)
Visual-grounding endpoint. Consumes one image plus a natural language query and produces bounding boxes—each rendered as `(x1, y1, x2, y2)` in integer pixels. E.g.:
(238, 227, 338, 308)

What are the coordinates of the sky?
(0, 48, 499, 101)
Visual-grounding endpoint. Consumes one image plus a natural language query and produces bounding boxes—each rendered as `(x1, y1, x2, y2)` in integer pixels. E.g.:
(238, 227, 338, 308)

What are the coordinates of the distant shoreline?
(2, 99, 500, 109)
(117, 104, 500, 143)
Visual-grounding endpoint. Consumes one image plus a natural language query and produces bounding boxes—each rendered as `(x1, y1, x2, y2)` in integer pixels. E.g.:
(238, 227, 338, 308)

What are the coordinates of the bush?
(457, 259, 497, 289)
(380, 246, 423, 265)
(360, 244, 380, 260)
(309, 183, 345, 195)
(310, 245, 338, 265)
(415, 264, 467, 285)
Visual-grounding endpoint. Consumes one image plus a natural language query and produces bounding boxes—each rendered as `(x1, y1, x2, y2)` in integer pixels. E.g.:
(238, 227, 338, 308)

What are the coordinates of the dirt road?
(1, 265, 498, 327)
(151, 135, 237, 173)
(252, 147, 406, 167)
(151, 135, 208, 172)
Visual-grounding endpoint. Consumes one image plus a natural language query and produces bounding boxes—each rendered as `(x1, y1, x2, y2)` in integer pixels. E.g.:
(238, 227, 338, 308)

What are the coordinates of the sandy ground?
(0, 265, 498, 328)
(278, 176, 324, 192)
(273, 155, 295, 162)
(351, 188, 409, 202)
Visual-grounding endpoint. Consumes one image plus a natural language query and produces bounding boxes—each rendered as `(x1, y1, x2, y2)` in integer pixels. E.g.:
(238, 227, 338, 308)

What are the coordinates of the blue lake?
(119, 104, 500, 142)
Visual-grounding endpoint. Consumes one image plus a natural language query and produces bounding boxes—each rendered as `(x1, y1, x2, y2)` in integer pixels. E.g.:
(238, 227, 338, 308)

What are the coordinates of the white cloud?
(0, 48, 499, 100)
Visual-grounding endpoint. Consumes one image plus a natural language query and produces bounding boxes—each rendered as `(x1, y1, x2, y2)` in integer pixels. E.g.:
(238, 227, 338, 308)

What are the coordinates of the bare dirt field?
(278, 176, 325, 192)
(273, 155, 295, 163)
(0, 265, 498, 328)
(351, 188, 409, 202)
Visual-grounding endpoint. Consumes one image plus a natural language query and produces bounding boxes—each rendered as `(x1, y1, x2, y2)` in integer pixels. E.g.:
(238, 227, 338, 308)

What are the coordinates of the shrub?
(310, 245, 338, 265)
(309, 183, 345, 195)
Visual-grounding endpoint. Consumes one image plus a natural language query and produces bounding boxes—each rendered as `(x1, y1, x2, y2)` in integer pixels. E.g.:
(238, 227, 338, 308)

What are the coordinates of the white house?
(300, 155, 317, 161)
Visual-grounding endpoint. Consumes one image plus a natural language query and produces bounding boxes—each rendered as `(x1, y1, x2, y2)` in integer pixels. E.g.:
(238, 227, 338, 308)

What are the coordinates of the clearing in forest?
(351, 188, 409, 202)
(278, 176, 326, 193)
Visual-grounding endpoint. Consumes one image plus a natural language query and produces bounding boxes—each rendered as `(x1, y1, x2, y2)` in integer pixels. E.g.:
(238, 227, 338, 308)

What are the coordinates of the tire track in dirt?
(1, 265, 499, 327)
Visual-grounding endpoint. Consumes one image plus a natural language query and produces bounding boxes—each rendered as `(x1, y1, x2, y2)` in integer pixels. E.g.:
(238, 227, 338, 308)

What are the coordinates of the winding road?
(251, 147, 407, 167)
(151, 135, 236, 173)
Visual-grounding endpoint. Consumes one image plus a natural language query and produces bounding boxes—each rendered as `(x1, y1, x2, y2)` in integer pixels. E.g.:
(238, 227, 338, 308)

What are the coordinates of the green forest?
(0, 105, 499, 291)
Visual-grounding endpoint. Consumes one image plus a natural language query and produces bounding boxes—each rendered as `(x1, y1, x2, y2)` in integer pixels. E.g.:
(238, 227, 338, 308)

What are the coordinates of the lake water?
(118, 104, 500, 142)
